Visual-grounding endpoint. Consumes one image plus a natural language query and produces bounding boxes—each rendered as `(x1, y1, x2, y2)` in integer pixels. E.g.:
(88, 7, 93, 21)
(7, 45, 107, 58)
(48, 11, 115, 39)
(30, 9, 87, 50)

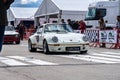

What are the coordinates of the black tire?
(16, 40, 20, 44)
(43, 41, 49, 54)
(28, 40, 37, 52)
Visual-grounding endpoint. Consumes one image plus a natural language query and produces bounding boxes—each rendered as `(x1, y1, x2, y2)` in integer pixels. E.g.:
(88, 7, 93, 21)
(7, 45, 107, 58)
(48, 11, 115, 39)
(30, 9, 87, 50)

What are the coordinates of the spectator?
(61, 19, 69, 31)
(99, 18, 106, 30)
(18, 23, 25, 40)
(78, 20, 86, 33)
(61, 19, 66, 24)
(116, 15, 120, 30)
(0, 0, 14, 52)
(71, 21, 79, 30)
(67, 19, 78, 29)
(29, 24, 35, 34)
(99, 18, 106, 48)
(114, 15, 120, 48)
(67, 19, 73, 27)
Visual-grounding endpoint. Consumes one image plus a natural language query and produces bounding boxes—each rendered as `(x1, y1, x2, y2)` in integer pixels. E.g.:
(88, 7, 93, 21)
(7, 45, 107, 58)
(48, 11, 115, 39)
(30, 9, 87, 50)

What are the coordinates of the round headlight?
(82, 36, 88, 42)
(52, 36, 58, 43)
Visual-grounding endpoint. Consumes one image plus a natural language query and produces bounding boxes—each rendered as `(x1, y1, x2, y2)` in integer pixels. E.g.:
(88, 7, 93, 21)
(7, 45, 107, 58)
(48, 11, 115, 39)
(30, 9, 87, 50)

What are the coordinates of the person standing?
(99, 18, 106, 48)
(0, 0, 14, 52)
(61, 19, 66, 24)
(79, 20, 86, 33)
(114, 15, 120, 48)
(99, 18, 106, 30)
(116, 15, 120, 30)
(18, 23, 25, 40)
(67, 19, 73, 27)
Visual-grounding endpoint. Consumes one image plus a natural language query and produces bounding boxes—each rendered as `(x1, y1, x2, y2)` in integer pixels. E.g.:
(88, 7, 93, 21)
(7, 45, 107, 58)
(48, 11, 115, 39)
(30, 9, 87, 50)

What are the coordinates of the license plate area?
(66, 47, 80, 51)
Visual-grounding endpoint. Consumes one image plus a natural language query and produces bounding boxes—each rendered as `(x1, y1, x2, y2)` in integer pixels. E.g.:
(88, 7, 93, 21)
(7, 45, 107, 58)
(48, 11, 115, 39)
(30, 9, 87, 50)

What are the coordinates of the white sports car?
(28, 23, 89, 54)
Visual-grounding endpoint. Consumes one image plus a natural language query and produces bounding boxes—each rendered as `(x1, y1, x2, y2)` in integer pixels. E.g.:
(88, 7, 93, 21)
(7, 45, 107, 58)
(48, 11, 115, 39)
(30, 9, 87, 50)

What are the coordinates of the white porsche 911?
(28, 23, 89, 54)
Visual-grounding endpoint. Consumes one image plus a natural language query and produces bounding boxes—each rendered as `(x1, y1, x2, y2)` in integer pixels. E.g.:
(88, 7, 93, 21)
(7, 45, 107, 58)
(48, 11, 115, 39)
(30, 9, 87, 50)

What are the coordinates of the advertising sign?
(99, 30, 117, 43)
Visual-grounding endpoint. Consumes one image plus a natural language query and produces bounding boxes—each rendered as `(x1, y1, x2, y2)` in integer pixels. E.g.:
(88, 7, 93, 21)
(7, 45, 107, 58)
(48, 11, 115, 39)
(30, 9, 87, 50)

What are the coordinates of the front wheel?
(28, 40, 37, 52)
(43, 41, 49, 54)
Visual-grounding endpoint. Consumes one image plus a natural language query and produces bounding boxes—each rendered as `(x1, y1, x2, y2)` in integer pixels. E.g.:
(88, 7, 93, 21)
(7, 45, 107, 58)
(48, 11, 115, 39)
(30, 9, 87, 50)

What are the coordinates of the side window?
(44, 25, 49, 31)
(37, 26, 43, 34)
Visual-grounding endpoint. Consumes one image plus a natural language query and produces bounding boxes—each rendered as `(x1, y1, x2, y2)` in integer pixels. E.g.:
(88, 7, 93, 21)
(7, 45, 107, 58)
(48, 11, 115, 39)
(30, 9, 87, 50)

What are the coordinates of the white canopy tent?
(34, 0, 89, 26)
(7, 7, 38, 26)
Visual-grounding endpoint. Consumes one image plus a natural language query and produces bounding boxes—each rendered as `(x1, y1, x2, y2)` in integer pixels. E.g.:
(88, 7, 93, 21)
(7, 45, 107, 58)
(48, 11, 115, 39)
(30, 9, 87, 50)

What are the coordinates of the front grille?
(66, 47, 80, 51)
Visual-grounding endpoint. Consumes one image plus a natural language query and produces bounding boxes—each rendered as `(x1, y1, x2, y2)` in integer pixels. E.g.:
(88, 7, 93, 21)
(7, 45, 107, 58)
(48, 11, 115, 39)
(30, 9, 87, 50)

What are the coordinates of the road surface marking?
(7, 56, 57, 66)
(57, 52, 120, 64)
(77, 55, 120, 62)
(91, 53, 120, 59)
(20, 44, 28, 47)
(101, 52, 120, 56)
(58, 55, 117, 64)
(0, 57, 29, 66)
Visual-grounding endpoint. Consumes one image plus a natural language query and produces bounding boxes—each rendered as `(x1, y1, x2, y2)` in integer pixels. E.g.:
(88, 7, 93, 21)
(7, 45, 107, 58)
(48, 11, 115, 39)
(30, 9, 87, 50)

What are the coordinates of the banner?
(99, 30, 117, 43)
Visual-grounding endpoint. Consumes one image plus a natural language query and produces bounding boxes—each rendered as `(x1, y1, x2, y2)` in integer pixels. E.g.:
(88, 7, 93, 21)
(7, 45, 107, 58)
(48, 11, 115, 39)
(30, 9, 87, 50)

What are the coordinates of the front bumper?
(48, 43, 89, 53)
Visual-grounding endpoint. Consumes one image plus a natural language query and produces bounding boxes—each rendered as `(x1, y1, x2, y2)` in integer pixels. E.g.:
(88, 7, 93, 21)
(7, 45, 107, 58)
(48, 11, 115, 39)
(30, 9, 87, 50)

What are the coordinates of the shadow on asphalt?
(32, 50, 88, 55)
(3, 43, 20, 45)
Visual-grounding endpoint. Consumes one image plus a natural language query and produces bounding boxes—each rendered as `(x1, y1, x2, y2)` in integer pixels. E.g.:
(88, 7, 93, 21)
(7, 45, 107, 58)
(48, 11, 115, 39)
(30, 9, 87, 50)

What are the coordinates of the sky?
(11, 0, 43, 7)
(11, 0, 109, 8)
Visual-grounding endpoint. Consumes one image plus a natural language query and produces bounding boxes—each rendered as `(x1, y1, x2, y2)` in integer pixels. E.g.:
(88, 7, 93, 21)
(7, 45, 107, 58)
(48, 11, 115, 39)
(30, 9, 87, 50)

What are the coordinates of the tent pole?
(58, 10, 62, 23)
(34, 17, 39, 27)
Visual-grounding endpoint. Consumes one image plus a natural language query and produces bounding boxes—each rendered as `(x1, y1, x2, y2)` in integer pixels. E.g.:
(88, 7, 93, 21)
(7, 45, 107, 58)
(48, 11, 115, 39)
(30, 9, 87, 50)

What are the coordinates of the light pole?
(8, 8, 11, 26)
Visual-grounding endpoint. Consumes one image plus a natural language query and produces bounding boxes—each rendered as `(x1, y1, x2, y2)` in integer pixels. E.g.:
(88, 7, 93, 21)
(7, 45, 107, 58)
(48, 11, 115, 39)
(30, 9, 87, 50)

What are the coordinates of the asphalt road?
(0, 40, 120, 80)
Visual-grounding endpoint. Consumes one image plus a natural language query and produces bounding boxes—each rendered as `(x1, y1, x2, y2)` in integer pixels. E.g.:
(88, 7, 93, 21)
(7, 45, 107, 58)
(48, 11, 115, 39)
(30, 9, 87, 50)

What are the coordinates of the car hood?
(5, 31, 19, 35)
(45, 32, 85, 43)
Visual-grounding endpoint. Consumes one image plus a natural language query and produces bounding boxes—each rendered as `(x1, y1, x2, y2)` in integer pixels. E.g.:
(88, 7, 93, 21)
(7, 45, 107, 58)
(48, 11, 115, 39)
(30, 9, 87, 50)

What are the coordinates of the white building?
(34, 0, 89, 26)
(7, 7, 38, 27)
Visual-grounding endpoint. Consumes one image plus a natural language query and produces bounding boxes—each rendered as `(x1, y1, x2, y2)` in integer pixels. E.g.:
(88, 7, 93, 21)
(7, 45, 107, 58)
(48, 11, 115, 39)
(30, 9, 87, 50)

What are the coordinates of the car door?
(38, 25, 47, 48)
(35, 26, 43, 48)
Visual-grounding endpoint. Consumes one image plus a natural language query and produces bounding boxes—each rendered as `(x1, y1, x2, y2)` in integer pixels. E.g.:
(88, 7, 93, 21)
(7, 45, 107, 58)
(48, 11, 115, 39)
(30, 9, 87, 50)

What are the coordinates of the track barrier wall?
(83, 29, 120, 49)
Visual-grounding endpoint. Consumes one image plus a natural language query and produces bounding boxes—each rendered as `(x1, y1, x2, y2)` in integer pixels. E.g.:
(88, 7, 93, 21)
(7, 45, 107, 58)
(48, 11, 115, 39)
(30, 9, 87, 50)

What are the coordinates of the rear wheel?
(43, 41, 49, 54)
(16, 40, 20, 44)
(28, 40, 37, 52)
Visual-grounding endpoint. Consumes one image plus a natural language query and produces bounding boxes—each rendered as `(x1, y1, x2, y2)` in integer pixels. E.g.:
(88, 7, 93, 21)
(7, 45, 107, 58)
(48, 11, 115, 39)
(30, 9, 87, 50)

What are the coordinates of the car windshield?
(44, 24, 74, 33)
(5, 26, 15, 31)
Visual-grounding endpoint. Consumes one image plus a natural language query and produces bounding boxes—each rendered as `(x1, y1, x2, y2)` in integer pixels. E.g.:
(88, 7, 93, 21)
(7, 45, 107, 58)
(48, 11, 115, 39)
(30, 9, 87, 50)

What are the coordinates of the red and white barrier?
(83, 29, 120, 49)
(84, 29, 100, 47)
(109, 30, 120, 49)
